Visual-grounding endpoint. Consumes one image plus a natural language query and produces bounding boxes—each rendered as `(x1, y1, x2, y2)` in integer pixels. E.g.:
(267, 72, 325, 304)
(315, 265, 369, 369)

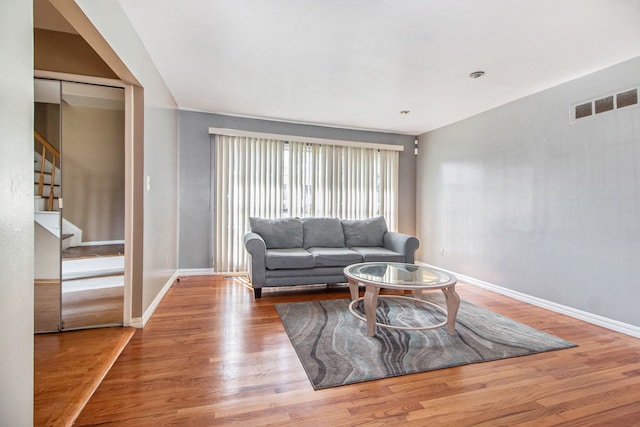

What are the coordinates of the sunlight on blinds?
(215, 135, 285, 272)
(214, 135, 399, 272)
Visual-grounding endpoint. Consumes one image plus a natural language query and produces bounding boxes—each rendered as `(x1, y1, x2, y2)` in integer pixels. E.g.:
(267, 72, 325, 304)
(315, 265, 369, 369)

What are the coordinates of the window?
(213, 134, 399, 272)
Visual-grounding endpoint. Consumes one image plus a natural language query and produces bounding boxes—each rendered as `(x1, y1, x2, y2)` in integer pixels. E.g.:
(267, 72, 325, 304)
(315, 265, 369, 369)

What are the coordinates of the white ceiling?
(116, 0, 640, 135)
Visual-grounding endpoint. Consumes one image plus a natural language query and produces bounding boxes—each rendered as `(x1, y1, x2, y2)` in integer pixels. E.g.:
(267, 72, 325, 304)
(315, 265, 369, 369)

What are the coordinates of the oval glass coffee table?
(344, 262, 459, 337)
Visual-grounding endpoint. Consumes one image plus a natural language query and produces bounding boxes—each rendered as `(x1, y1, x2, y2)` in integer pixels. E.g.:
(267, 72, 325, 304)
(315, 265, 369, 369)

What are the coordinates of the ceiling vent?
(571, 87, 638, 122)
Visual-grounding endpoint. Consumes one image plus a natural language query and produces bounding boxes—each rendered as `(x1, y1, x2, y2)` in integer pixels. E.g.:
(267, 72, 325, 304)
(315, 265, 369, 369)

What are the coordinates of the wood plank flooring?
(34, 279, 60, 332)
(34, 280, 124, 332)
(34, 327, 135, 427)
(61, 285, 124, 330)
(73, 276, 640, 426)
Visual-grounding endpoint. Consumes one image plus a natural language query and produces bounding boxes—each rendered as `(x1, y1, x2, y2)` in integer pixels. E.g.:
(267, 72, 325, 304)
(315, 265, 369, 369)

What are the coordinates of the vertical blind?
(214, 134, 399, 272)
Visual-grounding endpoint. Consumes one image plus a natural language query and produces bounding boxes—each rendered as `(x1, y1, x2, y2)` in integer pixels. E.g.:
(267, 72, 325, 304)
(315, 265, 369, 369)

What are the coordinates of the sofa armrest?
(243, 232, 266, 287)
(383, 231, 420, 263)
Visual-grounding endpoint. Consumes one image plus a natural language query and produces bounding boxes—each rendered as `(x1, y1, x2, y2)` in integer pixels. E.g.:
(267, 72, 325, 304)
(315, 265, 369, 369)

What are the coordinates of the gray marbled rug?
(276, 295, 576, 389)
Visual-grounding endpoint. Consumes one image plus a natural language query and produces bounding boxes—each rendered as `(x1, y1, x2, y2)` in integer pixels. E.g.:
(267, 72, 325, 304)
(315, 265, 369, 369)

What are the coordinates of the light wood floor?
(34, 279, 60, 332)
(34, 327, 135, 427)
(35, 281, 124, 331)
(61, 285, 124, 330)
(72, 276, 640, 426)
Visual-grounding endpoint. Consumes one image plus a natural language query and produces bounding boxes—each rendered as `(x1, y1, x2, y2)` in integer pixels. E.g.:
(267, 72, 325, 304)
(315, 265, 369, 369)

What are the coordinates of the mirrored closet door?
(34, 78, 125, 332)
(34, 78, 62, 332)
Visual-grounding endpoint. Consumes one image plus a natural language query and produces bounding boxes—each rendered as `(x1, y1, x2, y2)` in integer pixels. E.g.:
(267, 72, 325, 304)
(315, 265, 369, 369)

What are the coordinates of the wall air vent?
(617, 88, 638, 108)
(594, 95, 614, 114)
(575, 101, 592, 119)
(571, 87, 638, 122)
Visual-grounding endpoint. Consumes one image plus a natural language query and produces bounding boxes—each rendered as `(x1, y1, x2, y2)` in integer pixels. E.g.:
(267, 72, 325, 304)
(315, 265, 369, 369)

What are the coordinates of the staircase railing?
(34, 130, 60, 211)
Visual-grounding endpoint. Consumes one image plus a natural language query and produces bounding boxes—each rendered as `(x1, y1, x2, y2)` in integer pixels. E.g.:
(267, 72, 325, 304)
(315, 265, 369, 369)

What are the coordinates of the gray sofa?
(243, 216, 419, 298)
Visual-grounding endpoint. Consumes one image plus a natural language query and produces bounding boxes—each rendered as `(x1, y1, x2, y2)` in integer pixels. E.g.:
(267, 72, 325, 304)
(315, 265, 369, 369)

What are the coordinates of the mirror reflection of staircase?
(34, 79, 126, 332)
(34, 138, 124, 330)
(61, 244, 124, 330)
(34, 130, 61, 211)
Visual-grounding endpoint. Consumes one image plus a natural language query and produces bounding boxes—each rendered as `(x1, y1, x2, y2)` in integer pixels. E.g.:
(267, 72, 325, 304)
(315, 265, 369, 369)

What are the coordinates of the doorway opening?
(34, 77, 125, 331)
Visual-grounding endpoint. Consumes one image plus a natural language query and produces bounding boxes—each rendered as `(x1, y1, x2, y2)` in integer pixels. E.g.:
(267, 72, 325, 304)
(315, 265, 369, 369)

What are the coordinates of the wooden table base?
(348, 282, 460, 336)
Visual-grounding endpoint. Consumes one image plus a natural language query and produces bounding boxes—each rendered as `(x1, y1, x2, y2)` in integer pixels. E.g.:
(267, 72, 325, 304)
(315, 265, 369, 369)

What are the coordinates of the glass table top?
(345, 262, 456, 289)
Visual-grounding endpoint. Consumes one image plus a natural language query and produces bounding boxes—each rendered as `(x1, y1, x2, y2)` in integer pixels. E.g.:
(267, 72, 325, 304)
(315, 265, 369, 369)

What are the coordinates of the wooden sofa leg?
(253, 287, 262, 298)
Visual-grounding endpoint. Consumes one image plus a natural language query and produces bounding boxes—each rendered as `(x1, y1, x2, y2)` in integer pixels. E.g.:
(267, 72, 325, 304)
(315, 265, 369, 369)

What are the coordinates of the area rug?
(275, 295, 576, 389)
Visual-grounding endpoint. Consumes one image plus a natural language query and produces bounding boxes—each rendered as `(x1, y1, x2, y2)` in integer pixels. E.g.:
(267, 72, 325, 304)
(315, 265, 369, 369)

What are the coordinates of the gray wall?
(0, 0, 34, 424)
(179, 111, 416, 269)
(417, 56, 640, 327)
(77, 0, 179, 316)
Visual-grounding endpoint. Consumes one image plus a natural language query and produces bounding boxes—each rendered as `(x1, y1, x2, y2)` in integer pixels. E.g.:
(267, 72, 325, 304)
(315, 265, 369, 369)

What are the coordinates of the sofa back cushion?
(341, 216, 388, 247)
(249, 217, 303, 249)
(301, 217, 345, 248)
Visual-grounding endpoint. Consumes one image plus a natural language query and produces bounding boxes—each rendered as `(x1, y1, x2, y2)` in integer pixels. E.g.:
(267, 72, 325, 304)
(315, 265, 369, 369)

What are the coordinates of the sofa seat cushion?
(307, 247, 362, 267)
(265, 248, 315, 270)
(301, 217, 345, 248)
(351, 247, 405, 263)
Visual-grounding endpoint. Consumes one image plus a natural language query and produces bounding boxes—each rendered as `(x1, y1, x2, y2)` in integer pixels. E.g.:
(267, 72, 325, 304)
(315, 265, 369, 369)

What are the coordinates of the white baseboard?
(177, 268, 250, 278)
(417, 261, 640, 339)
(79, 240, 125, 246)
(178, 268, 217, 276)
(129, 270, 179, 329)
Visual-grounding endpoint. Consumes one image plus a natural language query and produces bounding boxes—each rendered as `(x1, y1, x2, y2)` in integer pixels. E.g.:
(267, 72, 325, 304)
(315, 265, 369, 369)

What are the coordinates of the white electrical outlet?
(146, 176, 151, 191)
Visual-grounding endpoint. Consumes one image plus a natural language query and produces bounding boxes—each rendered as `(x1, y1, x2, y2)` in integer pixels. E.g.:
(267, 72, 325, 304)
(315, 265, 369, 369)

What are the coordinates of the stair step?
(62, 256, 124, 281)
(62, 275, 124, 293)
